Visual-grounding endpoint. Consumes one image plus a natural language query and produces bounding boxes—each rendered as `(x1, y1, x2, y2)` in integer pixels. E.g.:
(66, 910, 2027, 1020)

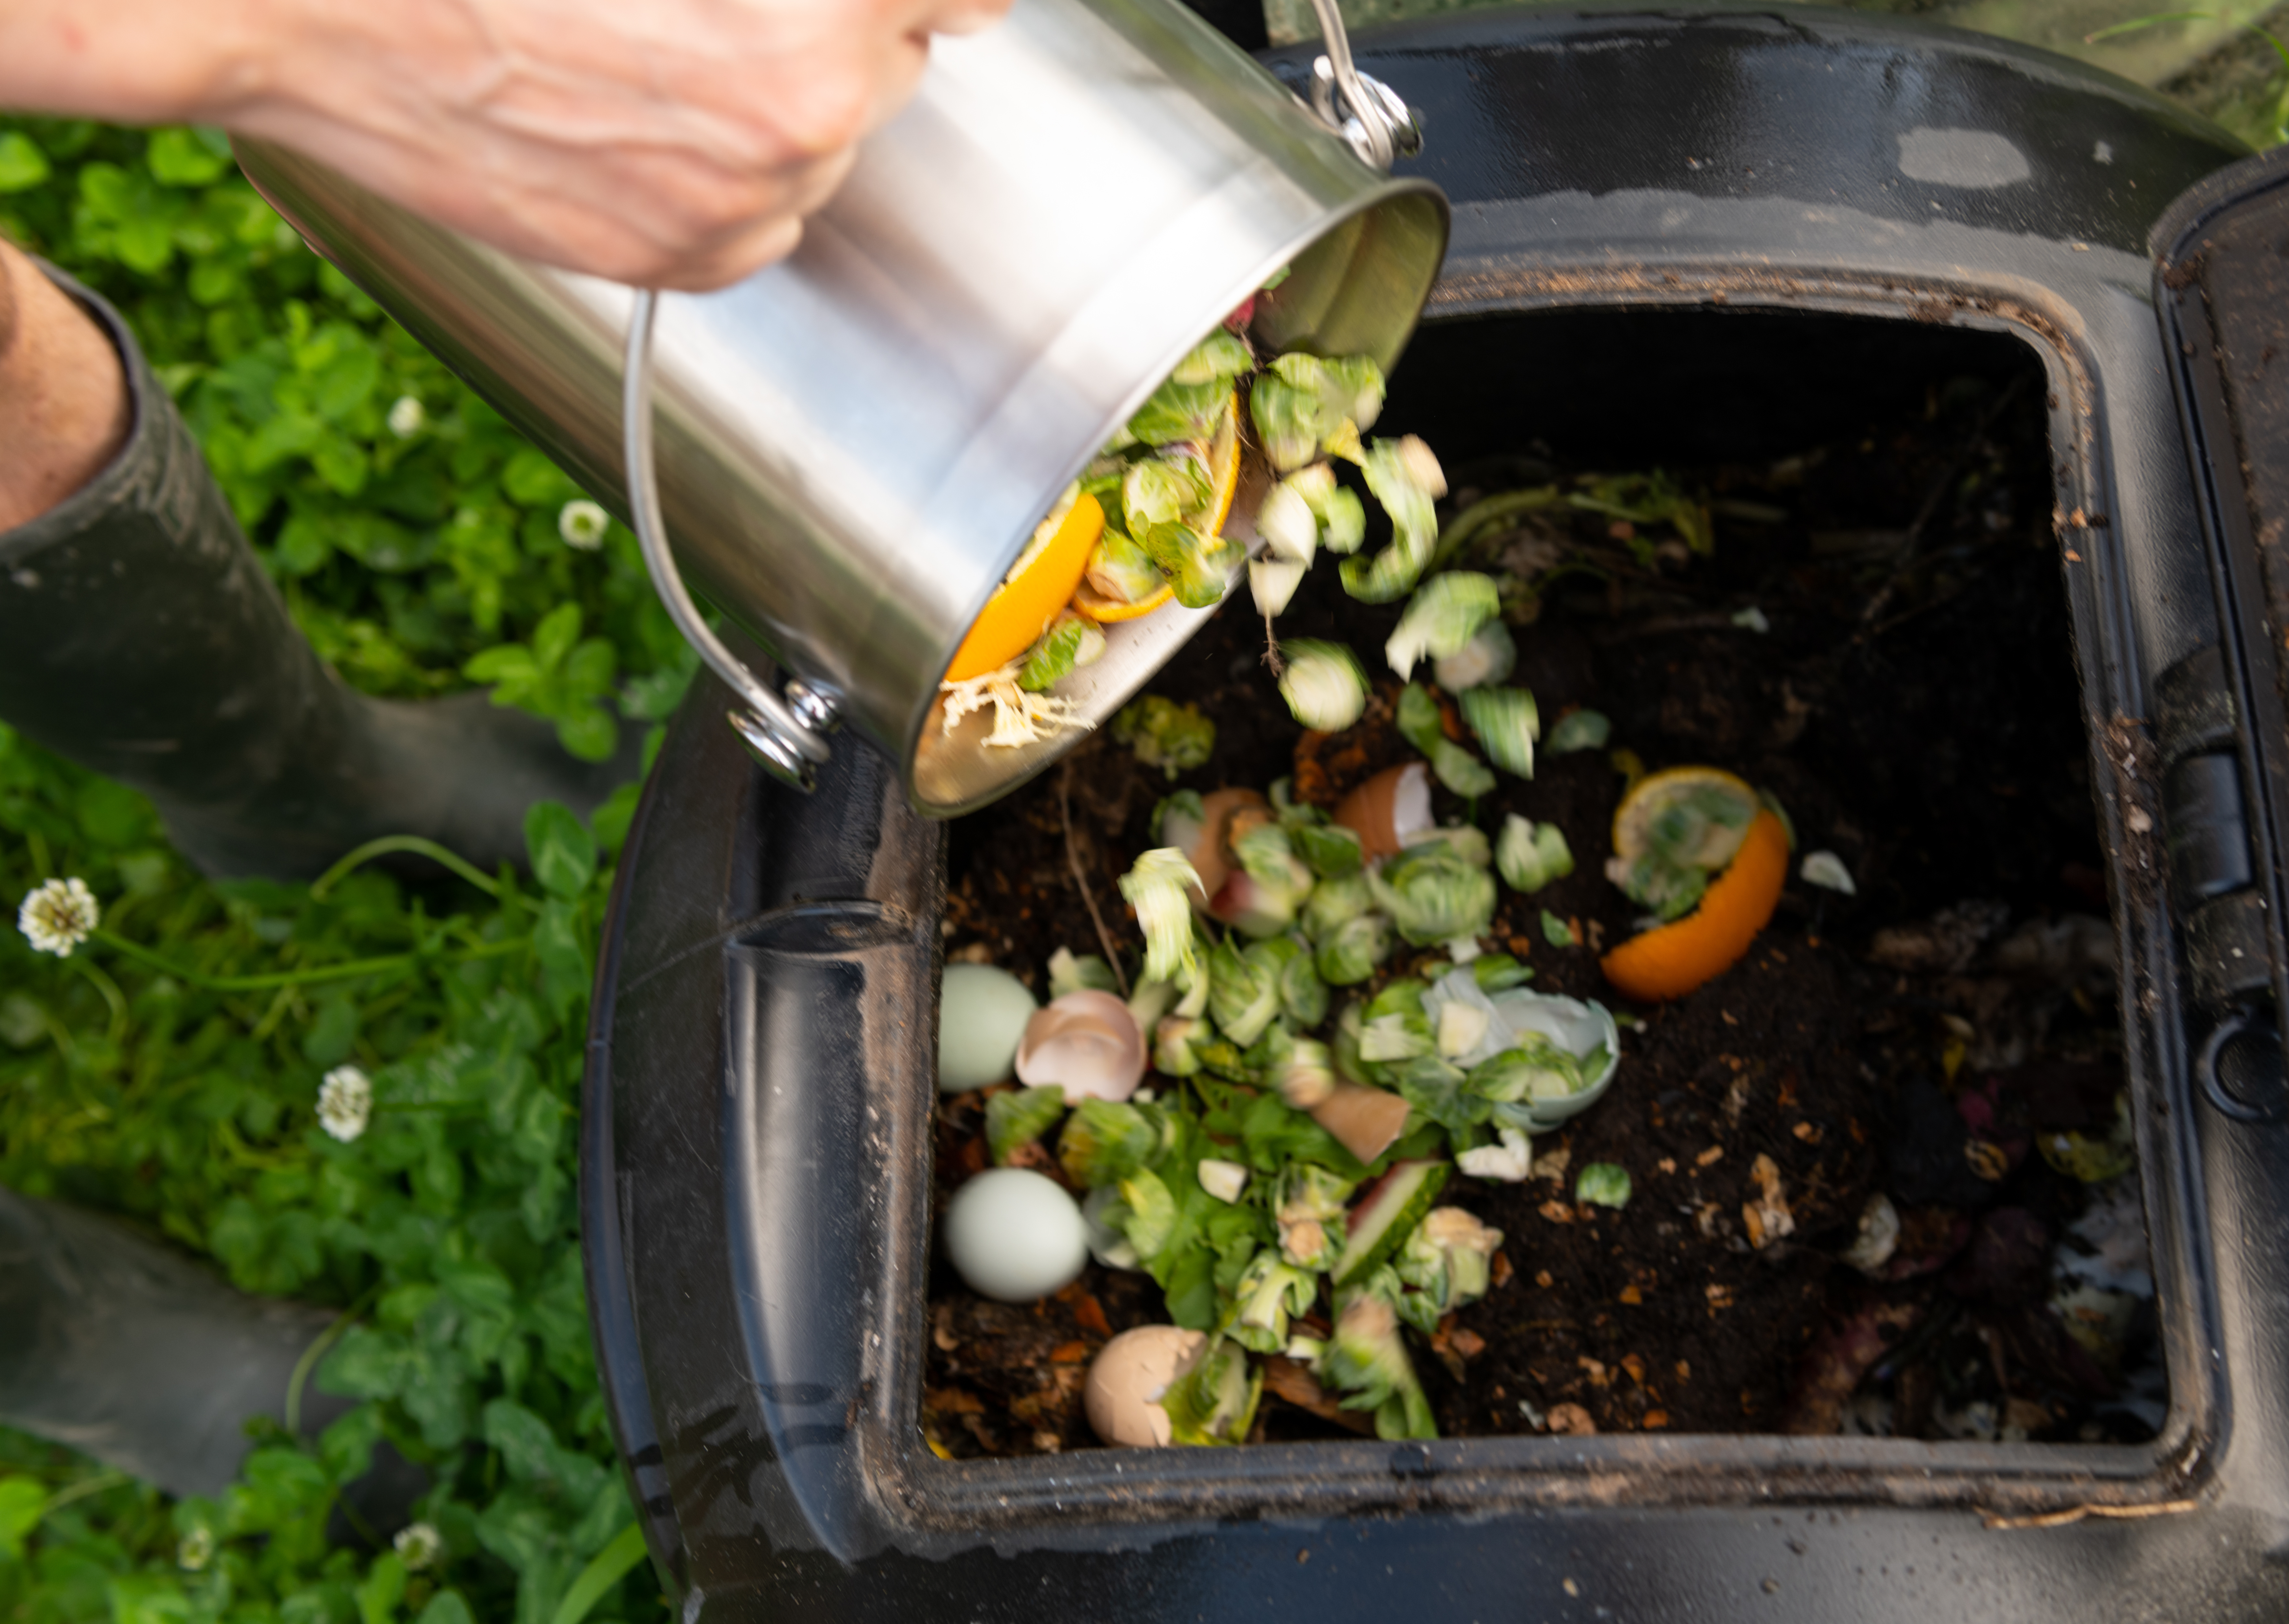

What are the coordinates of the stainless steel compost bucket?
(234, 0, 1449, 815)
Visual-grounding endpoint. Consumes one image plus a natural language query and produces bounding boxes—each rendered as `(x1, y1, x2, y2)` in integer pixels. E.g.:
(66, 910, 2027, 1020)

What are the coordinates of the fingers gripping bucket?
(234, 0, 1449, 814)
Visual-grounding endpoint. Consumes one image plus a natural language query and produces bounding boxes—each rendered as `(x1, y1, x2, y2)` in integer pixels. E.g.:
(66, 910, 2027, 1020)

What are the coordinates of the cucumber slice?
(1331, 1158, 1449, 1287)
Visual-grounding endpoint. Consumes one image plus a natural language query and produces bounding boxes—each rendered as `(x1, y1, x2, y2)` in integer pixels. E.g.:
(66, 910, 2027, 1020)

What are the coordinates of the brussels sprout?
(1321, 1273, 1437, 1440)
(1396, 682, 1446, 757)
(1222, 822, 1316, 939)
(1386, 573, 1500, 680)
(1576, 1162, 1633, 1209)
(1315, 912, 1393, 986)
(1058, 1098, 1160, 1188)
(1292, 820, 1364, 879)
(1124, 456, 1208, 533)
(1431, 740, 1495, 798)
(1116, 698, 1215, 781)
(1396, 1207, 1504, 1320)
(1153, 787, 1207, 847)
(1466, 1033, 1581, 1105)
(1272, 1036, 1338, 1109)
(1154, 1014, 1207, 1077)
(1434, 620, 1517, 691)
(1249, 367, 1330, 474)
(1171, 328, 1254, 388)
(1368, 842, 1497, 947)
(1609, 853, 1708, 923)
(1118, 1166, 1179, 1260)
(1272, 937, 1329, 1028)
(1303, 871, 1374, 941)
(1249, 353, 1387, 474)
(1455, 1125, 1533, 1182)
(1085, 526, 1167, 606)
(1317, 484, 1367, 555)
(1119, 849, 1206, 985)
(1047, 947, 1118, 997)
(1128, 376, 1232, 448)
(1408, 823, 1493, 868)
(1340, 436, 1446, 603)
(1802, 849, 1857, 894)
(1142, 520, 1245, 610)
(1249, 557, 1307, 619)
(1277, 1162, 1356, 1226)
(1392, 684, 1494, 796)
(1458, 686, 1540, 779)
(1358, 1010, 1432, 1066)
(1207, 937, 1282, 1048)
(1255, 478, 1321, 567)
(1161, 1333, 1262, 1446)
(1278, 639, 1370, 733)
(1318, 355, 1388, 431)
(1545, 707, 1611, 754)
(986, 1085, 1067, 1163)
(1393, 1054, 1483, 1133)
(1472, 952, 1533, 992)
(1241, 1014, 1294, 1076)
(1496, 814, 1575, 894)
(1017, 613, 1105, 691)
(1225, 1250, 1319, 1353)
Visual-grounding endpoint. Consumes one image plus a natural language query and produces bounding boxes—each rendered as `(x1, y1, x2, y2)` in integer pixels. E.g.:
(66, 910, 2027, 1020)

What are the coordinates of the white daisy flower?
(558, 499, 610, 550)
(177, 1527, 215, 1571)
(18, 878, 99, 957)
(386, 395, 426, 438)
(393, 1521, 443, 1570)
(317, 1065, 372, 1143)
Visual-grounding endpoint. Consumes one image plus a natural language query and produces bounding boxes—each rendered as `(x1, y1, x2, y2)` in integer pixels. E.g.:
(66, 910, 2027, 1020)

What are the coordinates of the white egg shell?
(938, 963, 1038, 1093)
(1085, 1325, 1206, 1447)
(942, 1168, 1090, 1302)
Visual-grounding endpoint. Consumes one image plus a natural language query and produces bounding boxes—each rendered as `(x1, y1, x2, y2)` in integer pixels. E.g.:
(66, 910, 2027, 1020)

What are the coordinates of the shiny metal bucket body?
(236, 0, 1447, 815)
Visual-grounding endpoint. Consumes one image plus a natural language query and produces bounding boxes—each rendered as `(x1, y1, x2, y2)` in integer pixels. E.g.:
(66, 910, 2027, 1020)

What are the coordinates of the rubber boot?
(0, 264, 635, 880)
(0, 1186, 425, 1534)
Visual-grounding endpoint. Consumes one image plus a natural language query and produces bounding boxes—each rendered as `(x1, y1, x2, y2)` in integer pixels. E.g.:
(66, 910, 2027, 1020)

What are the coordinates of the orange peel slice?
(1600, 809, 1790, 1002)
(1072, 580, 1175, 623)
(945, 490, 1105, 683)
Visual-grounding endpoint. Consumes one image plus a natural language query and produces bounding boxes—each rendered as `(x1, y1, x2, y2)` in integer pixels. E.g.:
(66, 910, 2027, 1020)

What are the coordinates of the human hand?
(0, 0, 1011, 290)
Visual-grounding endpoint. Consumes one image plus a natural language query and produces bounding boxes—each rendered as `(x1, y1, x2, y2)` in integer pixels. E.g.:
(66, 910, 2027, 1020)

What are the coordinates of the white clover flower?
(394, 1521, 443, 1571)
(18, 877, 99, 957)
(558, 499, 610, 550)
(317, 1065, 372, 1143)
(177, 1526, 215, 1571)
(386, 395, 426, 438)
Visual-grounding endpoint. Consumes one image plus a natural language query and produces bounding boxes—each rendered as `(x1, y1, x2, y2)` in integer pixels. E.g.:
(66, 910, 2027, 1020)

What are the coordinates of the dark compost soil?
(924, 320, 2164, 1457)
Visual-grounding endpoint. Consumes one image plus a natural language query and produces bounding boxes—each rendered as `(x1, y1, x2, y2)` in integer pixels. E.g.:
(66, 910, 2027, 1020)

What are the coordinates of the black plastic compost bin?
(582, 6, 2289, 1616)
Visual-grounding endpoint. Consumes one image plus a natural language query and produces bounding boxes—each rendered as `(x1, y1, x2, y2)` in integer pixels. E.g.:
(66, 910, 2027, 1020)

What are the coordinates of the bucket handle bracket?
(622, 289, 839, 793)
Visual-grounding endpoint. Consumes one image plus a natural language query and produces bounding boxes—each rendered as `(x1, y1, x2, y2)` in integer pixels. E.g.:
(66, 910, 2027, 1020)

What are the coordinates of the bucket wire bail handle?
(622, 289, 839, 793)
(1305, 0, 1421, 170)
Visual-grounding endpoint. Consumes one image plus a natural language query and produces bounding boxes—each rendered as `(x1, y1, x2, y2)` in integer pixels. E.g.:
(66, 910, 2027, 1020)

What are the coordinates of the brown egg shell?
(1332, 762, 1433, 863)
(1084, 1325, 1206, 1448)
(1013, 990, 1147, 1104)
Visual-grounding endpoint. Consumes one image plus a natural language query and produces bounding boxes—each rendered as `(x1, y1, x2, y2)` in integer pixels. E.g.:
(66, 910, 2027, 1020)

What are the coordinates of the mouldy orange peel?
(1600, 808, 1790, 1001)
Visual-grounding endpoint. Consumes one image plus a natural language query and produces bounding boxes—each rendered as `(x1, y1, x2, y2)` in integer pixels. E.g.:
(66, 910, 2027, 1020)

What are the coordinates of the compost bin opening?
(924, 305, 2170, 1464)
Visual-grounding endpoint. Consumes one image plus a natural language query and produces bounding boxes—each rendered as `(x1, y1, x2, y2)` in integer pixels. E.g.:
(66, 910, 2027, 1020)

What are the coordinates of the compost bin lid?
(2149, 145, 2289, 1090)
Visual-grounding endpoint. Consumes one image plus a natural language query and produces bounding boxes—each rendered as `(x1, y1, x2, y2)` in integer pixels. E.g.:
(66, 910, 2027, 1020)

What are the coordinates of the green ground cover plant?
(0, 117, 684, 1624)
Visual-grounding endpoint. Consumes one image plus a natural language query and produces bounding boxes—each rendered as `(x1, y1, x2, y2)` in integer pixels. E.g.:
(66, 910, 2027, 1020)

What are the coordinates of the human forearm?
(0, 0, 1009, 289)
(0, 239, 131, 534)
